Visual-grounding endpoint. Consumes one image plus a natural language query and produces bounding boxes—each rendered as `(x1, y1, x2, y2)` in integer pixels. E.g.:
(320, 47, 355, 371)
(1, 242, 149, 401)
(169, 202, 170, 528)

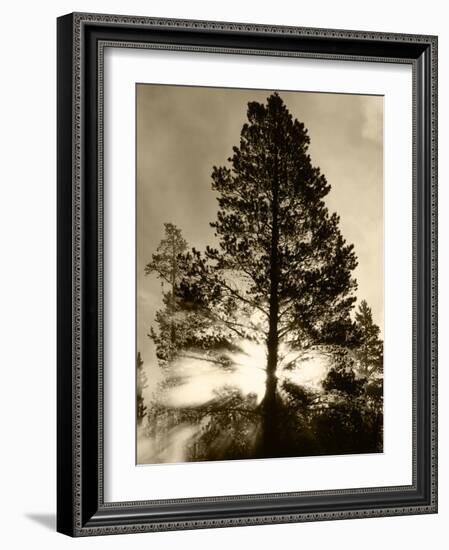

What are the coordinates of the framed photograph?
(57, 12, 438, 536)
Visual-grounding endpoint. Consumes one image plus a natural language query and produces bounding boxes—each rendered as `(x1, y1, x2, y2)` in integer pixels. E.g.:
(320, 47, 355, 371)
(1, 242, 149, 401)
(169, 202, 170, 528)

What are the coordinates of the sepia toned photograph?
(136, 84, 384, 465)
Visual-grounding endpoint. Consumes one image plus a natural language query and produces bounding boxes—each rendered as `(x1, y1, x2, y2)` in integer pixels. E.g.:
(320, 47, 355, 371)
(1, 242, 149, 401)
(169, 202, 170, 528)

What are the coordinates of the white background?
(0, 1, 446, 549)
(105, 49, 412, 501)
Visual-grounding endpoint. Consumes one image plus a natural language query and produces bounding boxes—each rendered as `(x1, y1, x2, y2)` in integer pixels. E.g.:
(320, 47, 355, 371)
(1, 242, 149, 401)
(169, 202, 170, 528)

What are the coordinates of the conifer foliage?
(140, 93, 383, 461)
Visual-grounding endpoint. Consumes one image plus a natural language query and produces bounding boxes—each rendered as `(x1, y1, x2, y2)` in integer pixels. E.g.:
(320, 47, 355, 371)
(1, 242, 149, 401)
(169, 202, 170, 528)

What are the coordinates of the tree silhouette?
(146, 224, 237, 369)
(313, 347, 383, 454)
(179, 93, 359, 454)
(136, 352, 148, 423)
(145, 222, 188, 287)
(145, 223, 188, 364)
(354, 300, 383, 378)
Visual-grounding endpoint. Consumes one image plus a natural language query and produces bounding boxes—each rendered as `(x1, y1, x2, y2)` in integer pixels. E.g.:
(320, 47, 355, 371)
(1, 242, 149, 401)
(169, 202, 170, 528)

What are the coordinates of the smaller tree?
(354, 300, 383, 378)
(146, 225, 239, 372)
(312, 348, 382, 454)
(145, 223, 188, 363)
(145, 222, 188, 290)
(136, 352, 148, 423)
(322, 349, 365, 396)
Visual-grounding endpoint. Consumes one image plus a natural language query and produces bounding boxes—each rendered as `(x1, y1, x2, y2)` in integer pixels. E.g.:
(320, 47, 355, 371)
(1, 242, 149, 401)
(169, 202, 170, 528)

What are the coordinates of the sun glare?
(161, 340, 330, 409)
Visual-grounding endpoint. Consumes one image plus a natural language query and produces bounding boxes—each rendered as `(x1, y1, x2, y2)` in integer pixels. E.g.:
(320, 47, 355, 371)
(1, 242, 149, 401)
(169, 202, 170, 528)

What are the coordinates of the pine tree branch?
(213, 276, 269, 317)
(201, 309, 252, 339)
(278, 321, 298, 340)
(278, 296, 300, 320)
(144, 265, 172, 286)
(221, 252, 269, 308)
(178, 405, 260, 418)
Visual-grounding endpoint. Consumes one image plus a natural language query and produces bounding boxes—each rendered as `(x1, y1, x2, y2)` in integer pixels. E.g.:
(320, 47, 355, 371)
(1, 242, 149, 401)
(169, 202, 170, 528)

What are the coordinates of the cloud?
(361, 97, 383, 144)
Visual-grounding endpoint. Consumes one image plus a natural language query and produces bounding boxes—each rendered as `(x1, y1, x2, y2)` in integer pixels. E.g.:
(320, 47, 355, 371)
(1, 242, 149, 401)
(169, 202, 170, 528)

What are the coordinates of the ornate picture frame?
(57, 12, 437, 536)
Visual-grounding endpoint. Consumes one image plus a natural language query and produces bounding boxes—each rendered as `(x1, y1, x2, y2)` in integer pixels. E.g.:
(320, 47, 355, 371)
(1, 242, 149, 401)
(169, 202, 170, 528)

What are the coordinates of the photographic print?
(136, 84, 384, 465)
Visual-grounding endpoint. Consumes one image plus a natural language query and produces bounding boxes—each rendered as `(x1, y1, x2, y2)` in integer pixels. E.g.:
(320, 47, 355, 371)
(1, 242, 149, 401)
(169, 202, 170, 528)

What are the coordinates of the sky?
(136, 84, 383, 371)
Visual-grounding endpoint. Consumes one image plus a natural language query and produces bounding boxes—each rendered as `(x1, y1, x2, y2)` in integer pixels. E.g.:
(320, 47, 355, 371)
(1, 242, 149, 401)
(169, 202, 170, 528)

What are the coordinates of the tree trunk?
(260, 150, 281, 456)
(261, 339, 279, 456)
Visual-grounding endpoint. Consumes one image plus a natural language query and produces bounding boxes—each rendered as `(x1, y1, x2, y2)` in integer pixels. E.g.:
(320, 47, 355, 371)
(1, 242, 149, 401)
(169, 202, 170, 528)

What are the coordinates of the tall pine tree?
(179, 93, 358, 454)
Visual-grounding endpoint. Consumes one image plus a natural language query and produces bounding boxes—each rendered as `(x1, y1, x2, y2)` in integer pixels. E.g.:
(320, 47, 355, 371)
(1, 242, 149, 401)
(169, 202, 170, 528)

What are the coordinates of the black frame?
(57, 12, 438, 537)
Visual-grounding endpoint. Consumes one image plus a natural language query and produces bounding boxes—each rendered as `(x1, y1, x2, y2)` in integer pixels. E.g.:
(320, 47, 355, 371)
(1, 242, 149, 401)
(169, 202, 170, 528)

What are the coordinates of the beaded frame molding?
(57, 12, 438, 537)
